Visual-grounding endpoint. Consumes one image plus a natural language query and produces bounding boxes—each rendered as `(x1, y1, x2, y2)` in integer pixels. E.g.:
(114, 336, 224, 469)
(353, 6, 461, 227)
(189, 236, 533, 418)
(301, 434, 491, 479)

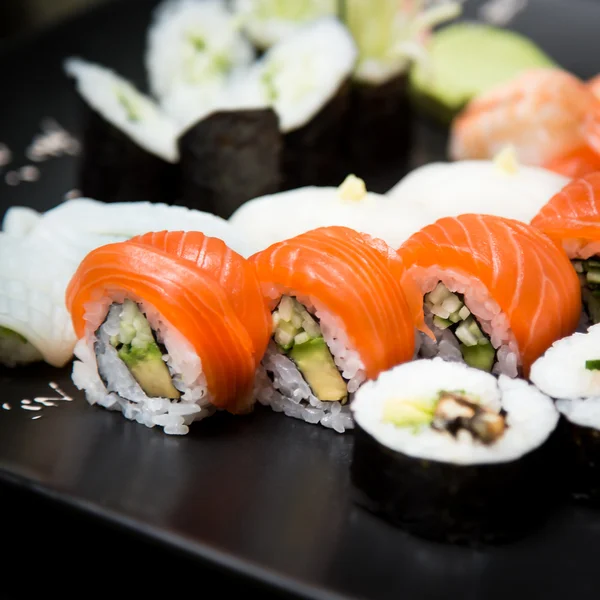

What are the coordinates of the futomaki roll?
(250, 225, 420, 433)
(64, 58, 180, 204)
(351, 358, 561, 545)
(66, 231, 271, 434)
(530, 324, 600, 505)
(398, 214, 581, 378)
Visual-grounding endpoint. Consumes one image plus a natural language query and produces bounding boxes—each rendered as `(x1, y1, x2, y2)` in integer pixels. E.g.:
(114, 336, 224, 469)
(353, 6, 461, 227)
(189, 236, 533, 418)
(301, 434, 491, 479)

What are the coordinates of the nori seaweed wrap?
(350, 358, 562, 546)
(64, 57, 180, 204)
(177, 108, 282, 219)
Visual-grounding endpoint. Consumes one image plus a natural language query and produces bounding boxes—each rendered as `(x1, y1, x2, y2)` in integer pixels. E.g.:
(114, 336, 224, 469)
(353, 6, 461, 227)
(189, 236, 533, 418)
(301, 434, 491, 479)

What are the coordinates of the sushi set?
(4, 0, 600, 598)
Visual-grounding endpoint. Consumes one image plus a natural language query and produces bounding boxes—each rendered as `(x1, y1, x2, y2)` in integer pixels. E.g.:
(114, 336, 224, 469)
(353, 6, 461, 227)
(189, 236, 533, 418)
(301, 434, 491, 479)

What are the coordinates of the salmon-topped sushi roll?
(449, 68, 598, 167)
(66, 230, 271, 435)
(250, 226, 420, 433)
(398, 214, 581, 378)
(531, 172, 600, 326)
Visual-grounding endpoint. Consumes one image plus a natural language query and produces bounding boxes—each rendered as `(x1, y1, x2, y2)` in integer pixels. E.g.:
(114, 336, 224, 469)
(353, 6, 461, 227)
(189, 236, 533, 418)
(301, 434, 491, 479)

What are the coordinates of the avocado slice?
(460, 341, 496, 373)
(118, 342, 180, 399)
(408, 22, 557, 124)
(382, 398, 435, 428)
(110, 300, 180, 399)
(288, 337, 347, 403)
(0, 326, 28, 344)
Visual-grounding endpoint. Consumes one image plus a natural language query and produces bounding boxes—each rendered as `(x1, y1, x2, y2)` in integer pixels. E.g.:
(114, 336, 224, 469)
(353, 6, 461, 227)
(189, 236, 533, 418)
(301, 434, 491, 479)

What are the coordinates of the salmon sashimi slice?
(530, 172, 600, 258)
(449, 68, 598, 167)
(129, 230, 271, 367)
(398, 214, 581, 377)
(589, 74, 600, 101)
(543, 145, 600, 179)
(66, 234, 266, 416)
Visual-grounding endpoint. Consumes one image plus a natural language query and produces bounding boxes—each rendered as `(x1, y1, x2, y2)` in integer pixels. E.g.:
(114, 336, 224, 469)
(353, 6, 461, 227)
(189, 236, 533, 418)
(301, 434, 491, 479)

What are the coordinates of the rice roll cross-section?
(341, 0, 460, 181)
(350, 358, 562, 545)
(398, 213, 582, 378)
(65, 231, 271, 435)
(233, 0, 337, 51)
(64, 58, 180, 204)
(236, 16, 358, 189)
(531, 172, 600, 328)
(250, 225, 421, 433)
(145, 0, 255, 131)
(530, 324, 600, 504)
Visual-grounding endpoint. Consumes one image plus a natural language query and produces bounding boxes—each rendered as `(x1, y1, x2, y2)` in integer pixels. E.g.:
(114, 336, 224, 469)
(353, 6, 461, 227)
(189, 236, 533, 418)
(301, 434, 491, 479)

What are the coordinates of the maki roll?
(386, 152, 570, 224)
(236, 16, 358, 189)
(145, 0, 255, 131)
(350, 358, 561, 545)
(233, 0, 337, 51)
(398, 214, 581, 378)
(66, 230, 271, 435)
(0, 199, 247, 370)
(530, 324, 600, 504)
(531, 173, 600, 327)
(64, 58, 180, 204)
(342, 0, 459, 184)
(229, 174, 432, 255)
(177, 107, 282, 219)
(250, 225, 420, 433)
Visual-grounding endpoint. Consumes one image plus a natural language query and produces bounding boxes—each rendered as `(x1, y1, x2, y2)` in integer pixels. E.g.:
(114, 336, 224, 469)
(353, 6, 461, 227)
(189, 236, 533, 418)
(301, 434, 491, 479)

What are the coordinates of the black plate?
(2, 1, 600, 599)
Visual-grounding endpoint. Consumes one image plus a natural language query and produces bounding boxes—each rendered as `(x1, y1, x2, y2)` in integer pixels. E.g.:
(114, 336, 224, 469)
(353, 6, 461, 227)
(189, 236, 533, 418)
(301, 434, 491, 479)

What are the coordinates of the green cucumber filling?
(383, 390, 507, 444)
(574, 258, 600, 326)
(420, 282, 496, 373)
(107, 300, 180, 400)
(0, 326, 43, 367)
(272, 296, 348, 403)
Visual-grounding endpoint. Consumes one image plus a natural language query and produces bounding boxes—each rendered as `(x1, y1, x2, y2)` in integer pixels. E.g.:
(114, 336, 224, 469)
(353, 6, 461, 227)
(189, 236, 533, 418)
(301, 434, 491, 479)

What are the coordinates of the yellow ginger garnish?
(338, 174, 368, 202)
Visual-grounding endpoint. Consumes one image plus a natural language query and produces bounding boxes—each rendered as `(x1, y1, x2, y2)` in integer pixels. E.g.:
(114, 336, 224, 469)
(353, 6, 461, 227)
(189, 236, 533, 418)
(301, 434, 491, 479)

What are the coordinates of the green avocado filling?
(425, 282, 496, 373)
(383, 390, 506, 444)
(272, 296, 348, 403)
(574, 258, 600, 325)
(109, 300, 180, 399)
(0, 326, 28, 344)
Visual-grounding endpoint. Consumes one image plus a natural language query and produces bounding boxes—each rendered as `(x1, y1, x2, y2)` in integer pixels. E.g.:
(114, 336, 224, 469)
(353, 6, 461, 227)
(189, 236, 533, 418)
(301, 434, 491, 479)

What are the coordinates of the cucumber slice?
(455, 321, 478, 346)
(448, 311, 462, 324)
(458, 305, 471, 320)
(586, 259, 600, 269)
(433, 315, 453, 330)
(430, 304, 451, 319)
(573, 261, 584, 273)
(427, 282, 451, 305)
(441, 293, 463, 314)
(586, 359, 600, 370)
(467, 317, 485, 340)
(586, 268, 600, 285)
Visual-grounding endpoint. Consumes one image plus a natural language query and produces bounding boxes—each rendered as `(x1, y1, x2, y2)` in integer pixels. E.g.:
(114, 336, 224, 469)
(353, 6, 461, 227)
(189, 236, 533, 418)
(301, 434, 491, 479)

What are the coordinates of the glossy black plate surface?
(2, 1, 600, 599)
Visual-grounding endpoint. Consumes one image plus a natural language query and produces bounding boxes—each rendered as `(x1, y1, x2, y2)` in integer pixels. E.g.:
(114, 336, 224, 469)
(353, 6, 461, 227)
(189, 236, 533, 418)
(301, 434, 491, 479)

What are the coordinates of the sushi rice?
(352, 358, 558, 464)
(64, 57, 179, 163)
(232, 0, 337, 50)
(72, 293, 214, 435)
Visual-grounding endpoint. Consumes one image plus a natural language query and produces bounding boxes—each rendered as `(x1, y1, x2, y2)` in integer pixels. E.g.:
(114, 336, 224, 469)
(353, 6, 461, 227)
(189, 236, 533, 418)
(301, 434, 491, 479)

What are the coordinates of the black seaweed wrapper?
(350, 422, 564, 546)
(178, 108, 282, 219)
(76, 99, 180, 204)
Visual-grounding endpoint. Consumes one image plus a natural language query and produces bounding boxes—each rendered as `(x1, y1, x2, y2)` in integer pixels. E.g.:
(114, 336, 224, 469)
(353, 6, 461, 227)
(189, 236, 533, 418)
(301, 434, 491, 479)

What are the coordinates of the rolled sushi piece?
(398, 214, 582, 378)
(341, 0, 460, 182)
(229, 174, 433, 255)
(250, 225, 420, 433)
(350, 358, 561, 545)
(145, 0, 255, 131)
(531, 172, 600, 327)
(530, 324, 600, 504)
(387, 151, 570, 224)
(233, 0, 337, 51)
(236, 16, 358, 189)
(66, 230, 271, 435)
(64, 58, 180, 204)
(177, 107, 282, 219)
(0, 199, 250, 369)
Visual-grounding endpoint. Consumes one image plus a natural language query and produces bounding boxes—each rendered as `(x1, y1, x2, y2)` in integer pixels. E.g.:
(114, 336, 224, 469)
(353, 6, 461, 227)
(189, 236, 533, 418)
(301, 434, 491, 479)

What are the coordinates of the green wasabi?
(409, 22, 557, 124)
